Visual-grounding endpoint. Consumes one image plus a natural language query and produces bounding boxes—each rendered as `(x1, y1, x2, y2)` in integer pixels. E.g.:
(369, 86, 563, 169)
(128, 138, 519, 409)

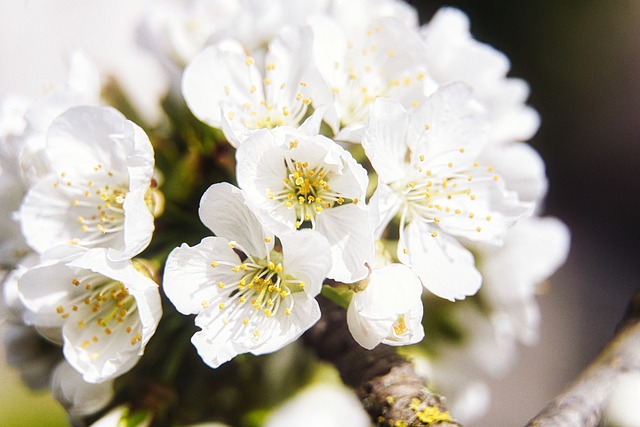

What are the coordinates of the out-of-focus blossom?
(0, 52, 100, 268)
(310, 16, 435, 142)
(236, 129, 372, 282)
(478, 216, 571, 344)
(163, 183, 331, 368)
(264, 383, 371, 427)
(420, 8, 540, 145)
(51, 360, 114, 421)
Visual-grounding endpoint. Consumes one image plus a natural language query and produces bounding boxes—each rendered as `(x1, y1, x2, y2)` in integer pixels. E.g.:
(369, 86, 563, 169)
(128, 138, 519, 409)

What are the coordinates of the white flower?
(347, 263, 424, 349)
(478, 216, 570, 344)
(19, 105, 158, 261)
(163, 183, 331, 369)
(51, 360, 114, 419)
(236, 129, 372, 283)
(18, 247, 162, 383)
(363, 84, 531, 300)
(310, 16, 436, 142)
(420, 8, 540, 145)
(264, 383, 371, 427)
(182, 25, 332, 147)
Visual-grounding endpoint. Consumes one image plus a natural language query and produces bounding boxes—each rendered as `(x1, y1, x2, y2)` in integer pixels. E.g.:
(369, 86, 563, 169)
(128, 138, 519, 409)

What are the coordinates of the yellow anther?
(218, 282, 225, 288)
(284, 308, 292, 316)
(393, 315, 407, 335)
(403, 248, 409, 254)
(268, 262, 275, 271)
(431, 232, 438, 238)
(245, 57, 255, 66)
(275, 263, 283, 273)
(211, 261, 218, 268)
(219, 303, 225, 310)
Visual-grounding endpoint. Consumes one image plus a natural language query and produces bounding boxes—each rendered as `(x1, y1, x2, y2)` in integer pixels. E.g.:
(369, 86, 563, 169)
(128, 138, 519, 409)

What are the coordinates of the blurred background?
(1, 0, 639, 425)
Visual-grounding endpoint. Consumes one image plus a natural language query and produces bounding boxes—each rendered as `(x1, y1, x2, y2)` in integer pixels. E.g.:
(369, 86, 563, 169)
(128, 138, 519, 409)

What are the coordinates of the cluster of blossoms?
(1, 0, 569, 425)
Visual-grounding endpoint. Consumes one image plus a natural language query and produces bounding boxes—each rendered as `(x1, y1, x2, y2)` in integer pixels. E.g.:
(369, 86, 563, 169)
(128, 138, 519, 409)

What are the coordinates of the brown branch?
(304, 296, 461, 427)
(526, 290, 640, 427)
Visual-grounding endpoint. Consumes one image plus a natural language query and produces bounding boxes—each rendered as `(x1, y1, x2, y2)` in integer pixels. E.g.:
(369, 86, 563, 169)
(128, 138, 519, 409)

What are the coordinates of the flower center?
(393, 156, 498, 236)
(54, 163, 161, 246)
(224, 58, 313, 131)
(55, 273, 142, 354)
(207, 241, 306, 340)
(266, 156, 358, 229)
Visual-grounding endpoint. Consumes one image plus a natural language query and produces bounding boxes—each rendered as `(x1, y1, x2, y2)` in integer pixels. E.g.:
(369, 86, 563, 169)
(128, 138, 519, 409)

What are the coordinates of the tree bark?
(525, 291, 640, 427)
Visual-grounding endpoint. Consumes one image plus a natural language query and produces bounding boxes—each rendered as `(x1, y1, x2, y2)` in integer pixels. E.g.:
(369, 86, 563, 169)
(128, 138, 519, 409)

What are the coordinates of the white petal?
(368, 182, 401, 240)
(199, 182, 273, 259)
(236, 131, 296, 234)
(316, 204, 373, 283)
(480, 142, 548, 204)
(280, 230, 331, 297)
(46, 106, 128, 176)
(182, 40, 260, 128)
(409, 82, 488, 160)
(480, 217, 570, 305)
(362, 98, 410, 183)
(163, 237, 240, 315)
(191, 292, 320, 368)
(51, 361, 113, 418)
(399, 220, 481, 300)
